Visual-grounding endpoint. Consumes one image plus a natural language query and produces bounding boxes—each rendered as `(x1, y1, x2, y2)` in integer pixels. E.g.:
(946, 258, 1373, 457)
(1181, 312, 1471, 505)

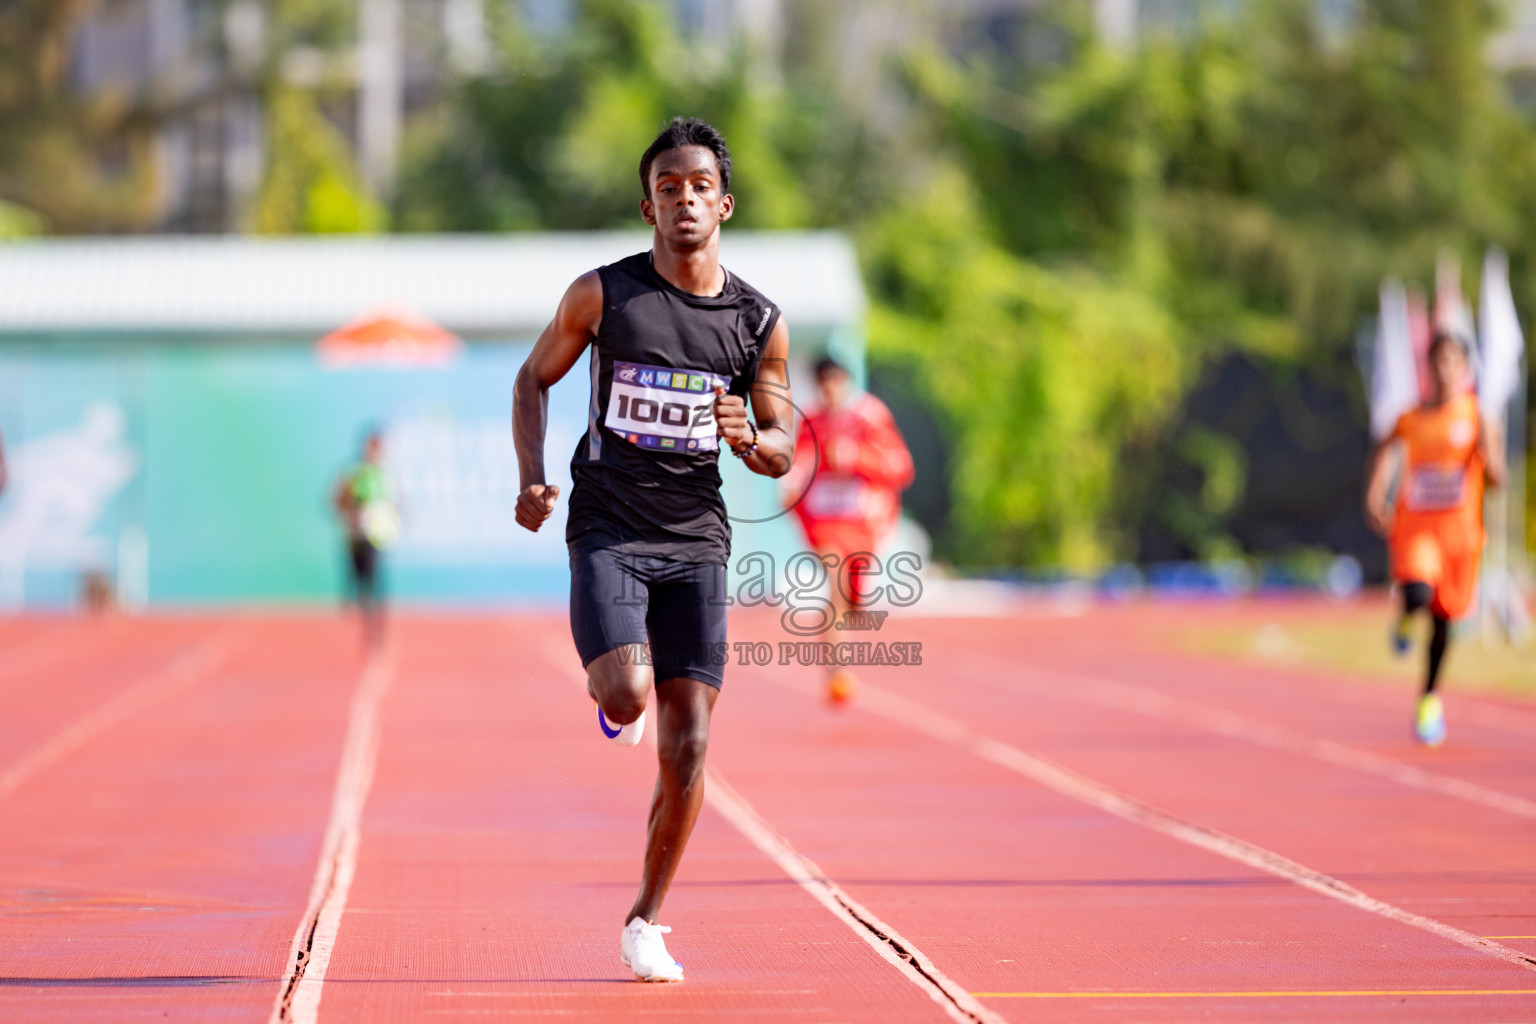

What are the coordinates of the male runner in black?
(512, 117, 794, 982)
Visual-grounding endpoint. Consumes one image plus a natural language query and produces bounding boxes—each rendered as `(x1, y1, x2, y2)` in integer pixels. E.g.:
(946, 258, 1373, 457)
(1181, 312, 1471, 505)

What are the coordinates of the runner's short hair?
(639, 117, 732, 199)
(814, 355, 849, 381)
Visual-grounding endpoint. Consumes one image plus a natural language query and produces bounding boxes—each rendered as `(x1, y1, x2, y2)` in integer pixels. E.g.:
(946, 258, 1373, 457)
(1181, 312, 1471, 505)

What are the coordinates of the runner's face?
(817, 370, 851, 410)
(1429, 341, 1469, 402)
(642, 146, 732, 245)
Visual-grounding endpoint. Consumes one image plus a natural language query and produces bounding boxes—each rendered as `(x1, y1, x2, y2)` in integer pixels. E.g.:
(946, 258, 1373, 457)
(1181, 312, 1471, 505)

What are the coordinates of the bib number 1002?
(613, 393, 713, 428)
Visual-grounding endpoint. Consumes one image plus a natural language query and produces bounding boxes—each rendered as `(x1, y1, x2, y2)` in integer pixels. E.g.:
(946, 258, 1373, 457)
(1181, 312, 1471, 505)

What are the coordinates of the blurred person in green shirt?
(333, 430, 398, 647)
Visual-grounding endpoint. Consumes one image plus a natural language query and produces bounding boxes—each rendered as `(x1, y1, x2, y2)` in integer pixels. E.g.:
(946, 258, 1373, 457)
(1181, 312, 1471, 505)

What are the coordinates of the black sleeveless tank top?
(565, 251, 781, 563)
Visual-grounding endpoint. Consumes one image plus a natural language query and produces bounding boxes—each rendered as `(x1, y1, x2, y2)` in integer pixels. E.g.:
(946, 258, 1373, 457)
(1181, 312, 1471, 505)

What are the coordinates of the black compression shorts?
(569, 546, 729, 690)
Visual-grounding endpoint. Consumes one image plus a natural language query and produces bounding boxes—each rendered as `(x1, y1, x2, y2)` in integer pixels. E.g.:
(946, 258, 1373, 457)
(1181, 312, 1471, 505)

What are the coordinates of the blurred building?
(70, 0, 252, 231)
(1493, 0, 1536, 69)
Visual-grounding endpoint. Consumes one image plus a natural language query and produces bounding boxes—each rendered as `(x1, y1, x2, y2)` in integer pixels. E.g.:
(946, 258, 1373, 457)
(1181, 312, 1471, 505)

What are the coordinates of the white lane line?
(836, 678, 1536, 974)
(271, 652, 396, 1024)
(0, 626, 249, 801)
(971, 658, 1536, 822)
(539, 640, 1006, 1024)
(704, 769, 1010, 1024)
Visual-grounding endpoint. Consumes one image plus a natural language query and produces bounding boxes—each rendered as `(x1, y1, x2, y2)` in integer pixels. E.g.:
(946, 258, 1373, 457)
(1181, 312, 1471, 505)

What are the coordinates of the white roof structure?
(0, 232, 864, 338)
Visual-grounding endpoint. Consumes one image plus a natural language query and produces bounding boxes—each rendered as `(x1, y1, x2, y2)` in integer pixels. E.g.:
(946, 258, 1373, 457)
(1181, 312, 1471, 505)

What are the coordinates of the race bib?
(1405, 466, 1466, 511)
(605, 360, 728, 453)
(804, 476, 866, 520)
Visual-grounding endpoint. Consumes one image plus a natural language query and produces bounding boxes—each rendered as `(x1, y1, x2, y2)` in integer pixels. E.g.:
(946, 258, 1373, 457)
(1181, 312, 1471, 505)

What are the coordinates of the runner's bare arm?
(713, 316, 794, 478)
(1478, 417, 1508, 489)
(1363, 439, 1402, 537)
(332, 477, 353, 516)
(514, 271, 603, 532)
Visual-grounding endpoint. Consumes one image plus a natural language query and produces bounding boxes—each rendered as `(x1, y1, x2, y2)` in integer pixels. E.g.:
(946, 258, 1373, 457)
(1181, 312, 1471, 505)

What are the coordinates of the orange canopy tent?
(317, 307, 462, 368)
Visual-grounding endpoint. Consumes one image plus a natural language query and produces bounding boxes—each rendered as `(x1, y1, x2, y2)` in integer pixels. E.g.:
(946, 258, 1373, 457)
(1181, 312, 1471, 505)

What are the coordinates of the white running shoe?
(620, 916, 683, 982)
(597, 703, 645, 747)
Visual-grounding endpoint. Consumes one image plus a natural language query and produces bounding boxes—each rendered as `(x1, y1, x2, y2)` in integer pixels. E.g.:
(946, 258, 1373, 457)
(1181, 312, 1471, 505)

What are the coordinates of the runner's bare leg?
(586, 644, 651, 725)
(628, 676, 717, 924)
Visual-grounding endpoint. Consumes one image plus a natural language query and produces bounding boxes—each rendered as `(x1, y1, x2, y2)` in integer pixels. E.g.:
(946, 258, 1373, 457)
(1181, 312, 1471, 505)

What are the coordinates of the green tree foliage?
(391, 0, 1535, 569)
(251, 0, 382, 232)
(863, 170, 1187, 567)
(251, 87, 384, 233)
(919, 0, 1536, 346)
(0, 0, 375, 234)
(21, 0, 1522, 567)
(882, 0, 1536, 566)
(396, 0, 857, 232)
(0, 0, 160, 232)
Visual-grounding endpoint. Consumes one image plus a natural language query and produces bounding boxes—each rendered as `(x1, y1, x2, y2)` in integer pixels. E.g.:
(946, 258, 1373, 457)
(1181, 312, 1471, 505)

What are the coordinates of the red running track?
(0, 603, 1532, 1022)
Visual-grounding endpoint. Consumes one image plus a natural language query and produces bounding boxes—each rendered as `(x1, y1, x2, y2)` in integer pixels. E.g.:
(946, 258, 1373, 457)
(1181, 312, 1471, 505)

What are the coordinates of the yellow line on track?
(972, 990, 1536, 999)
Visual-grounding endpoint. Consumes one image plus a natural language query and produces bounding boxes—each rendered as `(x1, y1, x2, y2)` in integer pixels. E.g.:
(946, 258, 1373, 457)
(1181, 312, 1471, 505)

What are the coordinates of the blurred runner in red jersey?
(782, 356, 914, 706)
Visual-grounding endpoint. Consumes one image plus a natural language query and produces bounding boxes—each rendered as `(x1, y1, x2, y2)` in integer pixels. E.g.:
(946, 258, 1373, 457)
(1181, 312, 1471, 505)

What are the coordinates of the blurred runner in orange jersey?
(1366, 330, 1506, 747)
(782, 357, 914, 706)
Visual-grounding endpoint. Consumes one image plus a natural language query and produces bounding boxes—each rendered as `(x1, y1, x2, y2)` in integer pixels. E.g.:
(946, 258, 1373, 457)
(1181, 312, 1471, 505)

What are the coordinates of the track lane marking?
(754, 670, 1536, 974)
(0, 625, 250, 801)
(960, 656, 1536, 822)
(539, 640, 1008, 1024)
(705, 768, 1010, 1024)
(972, 988, 1536, 998)
(270, 651, 396, 1024)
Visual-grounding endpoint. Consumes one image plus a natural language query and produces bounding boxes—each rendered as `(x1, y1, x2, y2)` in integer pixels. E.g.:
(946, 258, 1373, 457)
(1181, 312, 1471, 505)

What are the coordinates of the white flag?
(1371, 278, 1420, 441)
(1478, 246, 1525, 419)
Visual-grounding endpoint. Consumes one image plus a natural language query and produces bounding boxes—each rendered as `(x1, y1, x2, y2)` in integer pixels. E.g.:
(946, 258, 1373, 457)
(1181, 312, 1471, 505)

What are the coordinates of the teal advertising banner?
(0, 339, 807, 609)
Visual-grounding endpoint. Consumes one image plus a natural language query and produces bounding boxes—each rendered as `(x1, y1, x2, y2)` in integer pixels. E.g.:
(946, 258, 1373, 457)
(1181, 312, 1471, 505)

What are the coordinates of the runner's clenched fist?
(713, 386, 752, 453)
(515, 483, 560, 532)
